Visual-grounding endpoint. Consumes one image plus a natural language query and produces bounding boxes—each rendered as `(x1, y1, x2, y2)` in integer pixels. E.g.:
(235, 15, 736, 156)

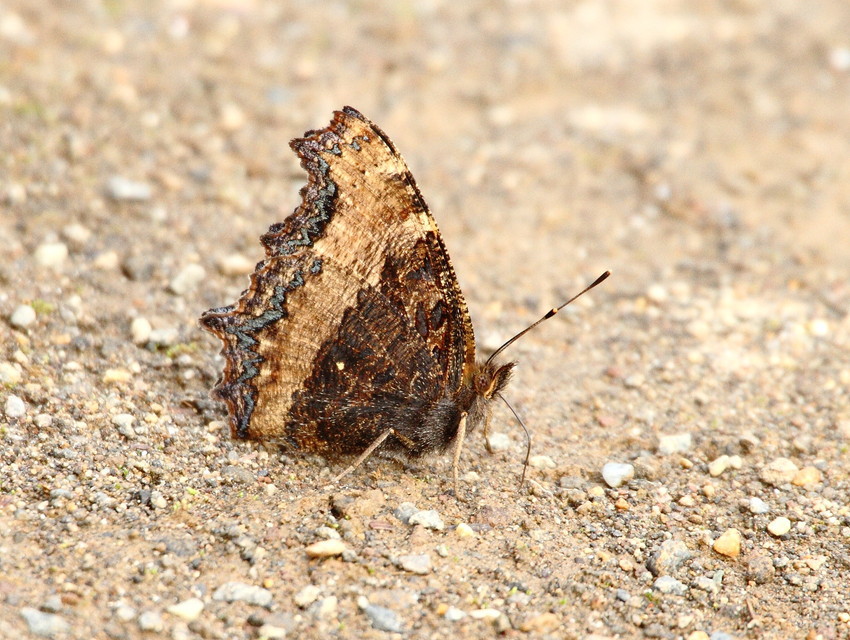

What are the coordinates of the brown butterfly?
(200, 107, 608, 493)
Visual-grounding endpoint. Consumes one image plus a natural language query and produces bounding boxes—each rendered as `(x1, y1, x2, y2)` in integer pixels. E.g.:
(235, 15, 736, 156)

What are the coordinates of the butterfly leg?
(482, 411, 494, 453)
(451, 413, 469, 496)
(332, 428, 394, 484)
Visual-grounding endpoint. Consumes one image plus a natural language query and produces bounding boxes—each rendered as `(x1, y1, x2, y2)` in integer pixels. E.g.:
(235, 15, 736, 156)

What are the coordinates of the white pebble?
(169, 264, 206, 295)
(131, 317, 152, 344)
(0, 361, 22, 384)
(166, 598, 204, 622)
(748, 497, 770, 514)
(658, 433, 692, 455)
(293, 585, 321, 608)
(602, 462, 634, 488)
(106, 176, 152, 201)
(217, 253, 255, 276)
(647, 284, 668, 303)
(112, 413, 135, 429)
(528, 455, 556, 469)
(486, 432, 511, 452)
(10, 304, 37, 328)
(62, 223, 91, 245)
(34, 241, 68, 268)
(4, 394, 26, 418)
(768, 517, 791, 537)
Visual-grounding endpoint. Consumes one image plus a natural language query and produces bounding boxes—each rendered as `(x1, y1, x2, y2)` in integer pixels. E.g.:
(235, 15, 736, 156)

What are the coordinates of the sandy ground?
(2, 1, 850, 639)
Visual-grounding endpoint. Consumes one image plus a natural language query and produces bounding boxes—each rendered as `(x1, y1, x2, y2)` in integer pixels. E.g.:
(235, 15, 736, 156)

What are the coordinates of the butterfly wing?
(200, 107, 475, 453)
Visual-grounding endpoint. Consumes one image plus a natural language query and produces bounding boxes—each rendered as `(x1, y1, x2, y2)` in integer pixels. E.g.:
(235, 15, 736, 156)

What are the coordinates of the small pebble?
(444, 606, 466, 621)
(469, 608, 502, 620)
(131, 317, 152, 344)
(138, 610, 164, 632)
(305, 539, 347, 558)
(217, 253, 255, 276)
(20, 607, 70, 637)
(10, 304, 37, 328)
(169, 264, 206, 295)
(602, 462, 634, 488)
(112, 413, 135, 429)
(4, 394, 26, 418)
(658, 433, 692, 455)
(712, 528, 742, 558)
(294, 585, 321, 608)
(408, 509, 445, 531)
(748, 497, 770, 514)
(529, 454, 556, 469)
(747, 553, 776, 584)
(166, 598, 204, 622)
(312, 596, 338, 619)
(792, 466, 822, 488)
(708, 455, 731, 477)
(106, 175, 152, 200)
(0, 361, 22, 384)
(40, 595, 63, 613)
(393, 502, 419, 524)
(654, 576, 687, 595)
(102, 368, 132, 384)
(760, 458, 799, 486)
(62, 223, 91, 245)
(648, 539, 692, 575)
(219, 103, 246, 131)
(767, 517, 791, 537)
(487, 432, 511, 451)
(212, 581, 273, 607)
(397, 553, 431, 575)
(364, 605, 404, 633)
(455, 523, 476, 538)
(34, 241, 69, 268)
(258, 624, 287, 639)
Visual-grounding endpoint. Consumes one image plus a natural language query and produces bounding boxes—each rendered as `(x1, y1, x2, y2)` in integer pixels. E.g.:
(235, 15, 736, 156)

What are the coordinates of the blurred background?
(3, 3, 850, 638)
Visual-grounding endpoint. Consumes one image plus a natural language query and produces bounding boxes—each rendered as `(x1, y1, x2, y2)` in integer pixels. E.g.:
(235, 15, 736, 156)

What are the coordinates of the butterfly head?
(472, 360, 515, 400)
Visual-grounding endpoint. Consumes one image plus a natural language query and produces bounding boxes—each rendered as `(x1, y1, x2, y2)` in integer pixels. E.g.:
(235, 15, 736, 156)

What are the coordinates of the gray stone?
(398, 553, 432, 575)
(20, 607, 70, 637)
(653, 576, 687, 595)
(647, 539, 693, 576)
(364, 605, 404, 633)
(212, 581, 273, 607)
(222, 465, 255, 484)
(138, 610, 163, 632)
(408, 509, 445, 531)
(394, 502, 419, 523)
(748, 497, 770, 514)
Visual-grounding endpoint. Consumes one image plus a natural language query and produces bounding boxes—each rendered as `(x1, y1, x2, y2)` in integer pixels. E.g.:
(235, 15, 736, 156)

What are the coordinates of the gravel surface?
(2, 2, 850, 639)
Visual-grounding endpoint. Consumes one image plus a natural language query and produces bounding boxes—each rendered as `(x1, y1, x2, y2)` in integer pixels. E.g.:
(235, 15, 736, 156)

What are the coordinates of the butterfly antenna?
(486, 270, 611, 365)
(496, 392, 531, 489)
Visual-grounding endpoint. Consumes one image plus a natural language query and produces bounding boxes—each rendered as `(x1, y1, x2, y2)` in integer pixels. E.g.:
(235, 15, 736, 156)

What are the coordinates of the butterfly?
(200, 106, 608, 493)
